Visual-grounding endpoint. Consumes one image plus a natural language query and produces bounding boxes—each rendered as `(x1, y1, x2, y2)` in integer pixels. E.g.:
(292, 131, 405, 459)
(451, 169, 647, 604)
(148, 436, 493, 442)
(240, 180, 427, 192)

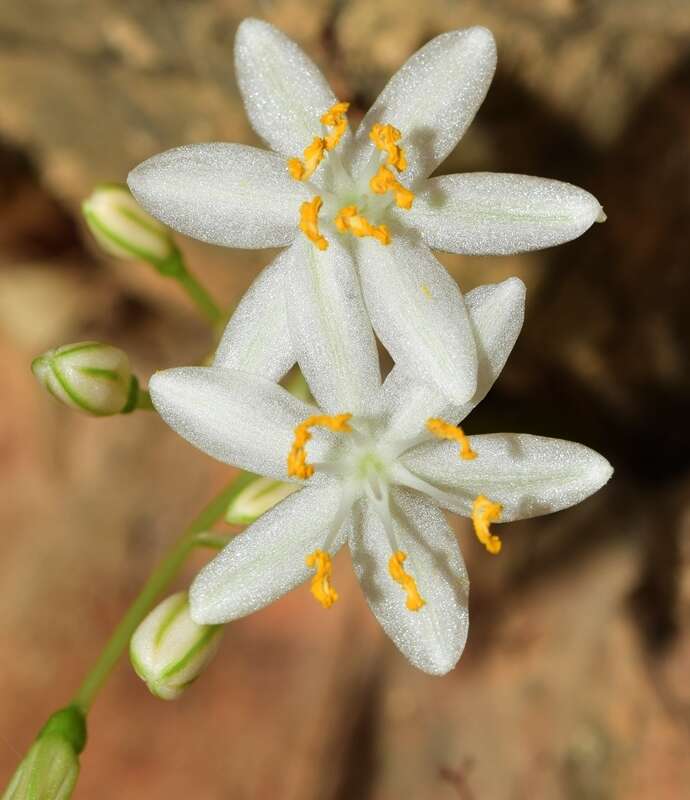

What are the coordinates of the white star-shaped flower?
(149, 278, 612, 674)
(129, 18, 605, 408)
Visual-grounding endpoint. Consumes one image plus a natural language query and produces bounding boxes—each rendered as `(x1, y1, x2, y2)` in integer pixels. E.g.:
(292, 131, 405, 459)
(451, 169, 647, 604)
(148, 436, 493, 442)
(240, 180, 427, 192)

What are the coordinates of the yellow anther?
(370, 123, 407, 172)
(299, 196, 329, 251)
(287, 413, 353, 479)
(472, 495, 503, 555)
(321, 101, 350, 151)
(389, 551, 426, 611)
(306, 549, 339, 609)
(334, 205, 390, 246)
(288, 136, 326, 181)
(426, 418, 477, 460)
(369, 165, 414, 210)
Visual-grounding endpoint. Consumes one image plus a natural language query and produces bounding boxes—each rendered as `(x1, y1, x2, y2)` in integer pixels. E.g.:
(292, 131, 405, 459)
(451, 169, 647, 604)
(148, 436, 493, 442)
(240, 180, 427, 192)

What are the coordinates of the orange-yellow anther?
(299, 196, 329, 251)
(426, 418, 477, 460)
(370, 123, 407, 172)
(389, 551, 426, 611)
(369, 165, 415, 210)
(334, 205, 390, 245)
(287, 413, 353, 479)
(321, 101, 350, 151)
(472, 495, 503, 555)
(306, 549, 339, 608)
(288, 136, 326, 181)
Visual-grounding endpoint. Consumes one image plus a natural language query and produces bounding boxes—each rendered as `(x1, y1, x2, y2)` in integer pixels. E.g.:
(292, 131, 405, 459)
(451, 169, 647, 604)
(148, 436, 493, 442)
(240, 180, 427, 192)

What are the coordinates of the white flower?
(128, 19, 605, 406)
(148, 278, 612, 675)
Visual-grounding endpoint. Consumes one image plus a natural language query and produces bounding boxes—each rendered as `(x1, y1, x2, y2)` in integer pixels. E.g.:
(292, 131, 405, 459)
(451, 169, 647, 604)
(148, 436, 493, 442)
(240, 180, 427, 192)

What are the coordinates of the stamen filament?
(334, 205, 390, 245)
(370, 165, 414, 210)
(305, 549, 339, 608)
(427, 418, 477, 460)
(472, 495, 503, 555)
(370, 123, 407, 172)
(287, 413, 353, 479)
(389, 551, 426, 611)
(299, 196, 329, 251)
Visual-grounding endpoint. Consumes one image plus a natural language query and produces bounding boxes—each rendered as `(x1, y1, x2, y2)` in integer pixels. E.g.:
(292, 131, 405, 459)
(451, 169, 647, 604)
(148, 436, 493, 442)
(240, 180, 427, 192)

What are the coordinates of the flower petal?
(349, 489, 469, 675)
(401, 433, 613, 521)
(286, 236, 381, 415)
(456, 277, 526, 419)
(149, 367, 316, 480)
(380, 277, 526, 441)
(350, 27, 496, 184)
(235, 18, 338, 157)
(355, 236, 477, 404)
(128, 143, 304, 248)
(214, 248, 295, 381)
(410, 173, 606, 255)
(190, 483, 349, 623)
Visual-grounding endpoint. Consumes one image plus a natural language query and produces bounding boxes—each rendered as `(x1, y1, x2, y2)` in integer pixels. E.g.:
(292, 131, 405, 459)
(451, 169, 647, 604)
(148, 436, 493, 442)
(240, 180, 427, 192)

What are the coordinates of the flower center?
(289, 102, 415, 250)
(285, 413, 504, 612)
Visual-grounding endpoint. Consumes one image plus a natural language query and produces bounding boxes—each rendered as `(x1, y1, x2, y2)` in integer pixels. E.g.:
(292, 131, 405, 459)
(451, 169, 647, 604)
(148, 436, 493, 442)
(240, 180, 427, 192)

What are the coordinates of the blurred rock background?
(1, 1, 689, 798)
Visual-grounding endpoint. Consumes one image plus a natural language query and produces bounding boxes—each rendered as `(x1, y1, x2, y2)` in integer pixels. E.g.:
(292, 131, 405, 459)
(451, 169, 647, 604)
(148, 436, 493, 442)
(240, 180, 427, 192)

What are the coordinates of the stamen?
(369, 165, 414, 210)
(370, 123, 407, 172)
(287, 413, 353, 479)
(299, 196, 329, 251)
(288, 136, 326, 181)
(334, 205, 390, 245)
(389, 551, 426, 611)
(306, 549, 339, 608)
(472, 495, 503, 555)
(321, 101, 350, 151)
(426, 418, 477, 460)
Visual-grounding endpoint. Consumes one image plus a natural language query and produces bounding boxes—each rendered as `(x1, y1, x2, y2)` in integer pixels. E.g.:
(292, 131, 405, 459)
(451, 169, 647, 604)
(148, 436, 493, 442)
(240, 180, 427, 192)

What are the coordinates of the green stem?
(71, 473, 251, 713)
(175, 270, 224, 328)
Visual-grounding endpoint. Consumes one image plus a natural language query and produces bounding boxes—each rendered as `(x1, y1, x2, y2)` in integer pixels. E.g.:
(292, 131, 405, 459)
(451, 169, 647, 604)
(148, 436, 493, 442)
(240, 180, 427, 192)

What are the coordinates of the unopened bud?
(82, 184, 182, 275)
(225, 476, 300, 524)
(130, 592, 222, 700)
(3, 706, 85, 800)
(32, 342, 137, 416)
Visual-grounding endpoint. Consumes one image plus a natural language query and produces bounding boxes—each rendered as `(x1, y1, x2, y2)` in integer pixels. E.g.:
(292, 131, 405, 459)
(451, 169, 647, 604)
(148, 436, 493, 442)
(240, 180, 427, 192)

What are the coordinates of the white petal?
(286, 236, 381, 415)
(128, 143, 303, 248)
(214, 248, 295, 381)
(190, 484, 348, 623)
(350, 27, 496, 184)
(356, 236, 477, 404)
(401, 433, 613, 521)
(349, 490, 469, 675)
(149, 367, 315, 480)
(235, 18, 339, 157)
(379, 277, 526, 441)
(456, 277, 526, 419)
(411, 173, 606, 255)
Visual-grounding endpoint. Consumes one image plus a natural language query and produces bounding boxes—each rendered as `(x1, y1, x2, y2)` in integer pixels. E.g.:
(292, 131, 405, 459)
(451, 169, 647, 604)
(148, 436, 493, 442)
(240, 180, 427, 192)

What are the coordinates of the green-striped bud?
(82, 184, 183, 276)
(225, 476, 300, 524)
(32, 342, 137, 416)
(2, 706, 85, 800)
(130, 592, 222, 700)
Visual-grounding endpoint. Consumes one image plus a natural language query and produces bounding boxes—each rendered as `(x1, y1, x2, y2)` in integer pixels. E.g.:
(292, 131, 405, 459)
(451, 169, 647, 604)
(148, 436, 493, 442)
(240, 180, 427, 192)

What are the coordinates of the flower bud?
(32, 342, 138, 416)
(130, 592, 222, 700)
(82, 184, 182, 275)
(3, 706, 85, 800)
(225, 475, 300, 524)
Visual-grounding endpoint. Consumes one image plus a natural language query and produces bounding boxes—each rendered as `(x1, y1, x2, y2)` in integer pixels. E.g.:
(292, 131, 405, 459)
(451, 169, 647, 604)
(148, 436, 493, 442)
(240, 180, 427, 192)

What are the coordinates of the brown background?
(1, 1, 690, 798)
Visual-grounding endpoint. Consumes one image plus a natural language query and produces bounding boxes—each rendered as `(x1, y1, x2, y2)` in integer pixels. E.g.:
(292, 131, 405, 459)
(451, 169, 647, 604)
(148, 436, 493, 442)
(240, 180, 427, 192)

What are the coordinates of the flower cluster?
(128, 19, 611, 674)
